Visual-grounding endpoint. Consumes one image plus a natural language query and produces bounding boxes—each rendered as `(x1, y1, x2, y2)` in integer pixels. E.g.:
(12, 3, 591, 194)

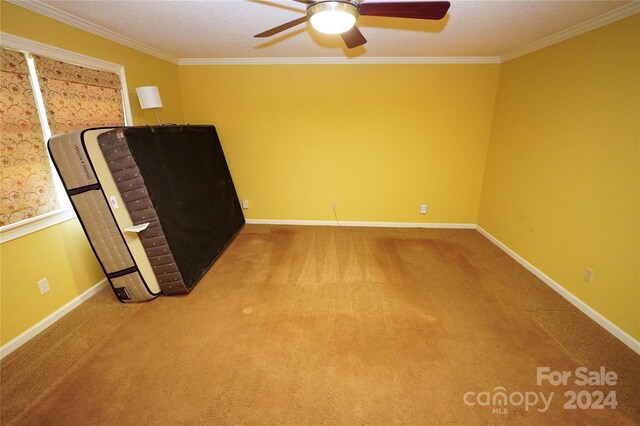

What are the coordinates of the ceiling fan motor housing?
(307, 1, 361, 34)
(255, 0, 451, 49)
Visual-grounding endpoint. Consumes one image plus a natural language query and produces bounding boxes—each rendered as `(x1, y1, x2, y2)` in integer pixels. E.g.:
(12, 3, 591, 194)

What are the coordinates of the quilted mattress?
(48, 125, 245, 302)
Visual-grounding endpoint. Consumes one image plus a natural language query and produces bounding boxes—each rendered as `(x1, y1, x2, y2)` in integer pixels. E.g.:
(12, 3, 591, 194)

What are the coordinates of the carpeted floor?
(2, 225, 639, 425)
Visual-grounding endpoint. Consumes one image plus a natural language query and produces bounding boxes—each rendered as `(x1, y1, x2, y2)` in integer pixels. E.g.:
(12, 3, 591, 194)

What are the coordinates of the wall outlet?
(420, 204, 428, 214)
(242, 200, 249, 209)
(583, 268, 594, 284)
(38, 278, 50, 294)
(332, 202, 337, 211)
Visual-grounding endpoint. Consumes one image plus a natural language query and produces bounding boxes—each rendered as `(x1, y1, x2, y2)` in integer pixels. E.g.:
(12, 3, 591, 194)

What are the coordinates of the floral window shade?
(0, 48, 60, 226)
(33, 55, 124, 134)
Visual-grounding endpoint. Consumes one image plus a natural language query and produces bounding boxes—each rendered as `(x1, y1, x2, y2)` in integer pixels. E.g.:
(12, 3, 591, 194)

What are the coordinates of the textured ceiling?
(21, 1, 638, 60)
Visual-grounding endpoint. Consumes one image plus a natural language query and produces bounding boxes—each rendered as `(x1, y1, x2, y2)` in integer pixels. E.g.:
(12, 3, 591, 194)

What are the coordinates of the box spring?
(48, 125, 244, 302)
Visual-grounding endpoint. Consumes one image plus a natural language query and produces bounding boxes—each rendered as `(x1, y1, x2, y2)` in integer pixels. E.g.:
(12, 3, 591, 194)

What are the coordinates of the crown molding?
(5, 0, 179, 64)
(1, 32, 134, 126)
(1, 32, 123, 73)
(7, 0, 638, 67)
(501, 2, 640, 63)
(178, 56, 501, 66)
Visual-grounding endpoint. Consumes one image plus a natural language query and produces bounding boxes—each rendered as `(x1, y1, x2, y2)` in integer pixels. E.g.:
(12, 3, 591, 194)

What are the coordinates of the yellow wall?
(1, 221, 105, 341)
(0, 1, 184, 345)
(478, 15, 640, 340)
(180, 64, 500, 223)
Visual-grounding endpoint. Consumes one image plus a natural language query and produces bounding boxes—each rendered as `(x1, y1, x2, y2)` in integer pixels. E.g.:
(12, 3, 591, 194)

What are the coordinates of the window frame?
(0, 32, 133, 243)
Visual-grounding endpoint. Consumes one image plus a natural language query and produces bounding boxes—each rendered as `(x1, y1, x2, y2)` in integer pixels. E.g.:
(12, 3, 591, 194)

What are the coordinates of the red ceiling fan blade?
(254, 16, 308, 38)
(341, 25, 367, 48)
(359, 1, 450, 20)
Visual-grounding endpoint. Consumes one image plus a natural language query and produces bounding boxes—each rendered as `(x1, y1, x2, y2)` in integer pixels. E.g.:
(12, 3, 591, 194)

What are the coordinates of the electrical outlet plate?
(420, 204, 428, 214)
(583, 268, 594, 283)
(242, 200, 249, 209)
(38, 278, 50, 294)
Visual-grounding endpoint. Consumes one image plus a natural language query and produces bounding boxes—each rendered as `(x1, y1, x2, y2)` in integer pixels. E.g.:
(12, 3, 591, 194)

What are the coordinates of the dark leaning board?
(49, 125, 244, 302)
(97, 125, 245, 296)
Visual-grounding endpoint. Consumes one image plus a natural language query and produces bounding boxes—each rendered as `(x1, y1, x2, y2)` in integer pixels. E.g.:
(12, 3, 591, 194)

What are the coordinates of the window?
(0, 33, 132, 242)
(0, 48, 61, 225)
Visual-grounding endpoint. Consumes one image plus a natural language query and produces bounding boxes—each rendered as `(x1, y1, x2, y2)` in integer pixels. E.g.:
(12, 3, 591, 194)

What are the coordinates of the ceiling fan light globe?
(308, 2, 358, 35)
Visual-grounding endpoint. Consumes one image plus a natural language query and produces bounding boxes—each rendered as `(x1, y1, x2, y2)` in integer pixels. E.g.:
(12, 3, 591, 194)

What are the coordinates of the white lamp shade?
(136, 86, 163, 109)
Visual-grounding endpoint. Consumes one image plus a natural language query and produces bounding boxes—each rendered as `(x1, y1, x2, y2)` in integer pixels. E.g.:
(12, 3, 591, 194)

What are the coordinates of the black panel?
(114, 286, 132, 301)
(118, 125, 244, 290)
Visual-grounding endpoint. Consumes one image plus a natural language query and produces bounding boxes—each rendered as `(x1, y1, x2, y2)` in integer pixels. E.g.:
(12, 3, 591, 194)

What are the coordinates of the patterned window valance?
(33, 55, 122, 90)
(33, 55, 125, 135)
(1, 48, 30, 75)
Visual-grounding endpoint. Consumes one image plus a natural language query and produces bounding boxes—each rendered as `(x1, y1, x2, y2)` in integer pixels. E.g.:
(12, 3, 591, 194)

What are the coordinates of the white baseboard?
(0, 278, 108, 360)
(245, 219, 476, 229)
(475, 225, 640, 356)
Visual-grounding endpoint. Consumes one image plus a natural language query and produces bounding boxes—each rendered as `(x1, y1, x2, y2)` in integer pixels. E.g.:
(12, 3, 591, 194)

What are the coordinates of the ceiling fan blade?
(359, 1, 450, 20)
(341, 25, 367, 49)
(254, 16, 308, 38)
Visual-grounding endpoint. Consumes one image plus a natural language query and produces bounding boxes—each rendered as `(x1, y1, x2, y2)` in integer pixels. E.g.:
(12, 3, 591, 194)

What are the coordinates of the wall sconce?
(136, 86, 163, 125)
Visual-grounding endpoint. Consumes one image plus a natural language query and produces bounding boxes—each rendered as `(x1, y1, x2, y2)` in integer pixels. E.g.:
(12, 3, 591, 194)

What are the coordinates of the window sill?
(0, 208, 77, 244)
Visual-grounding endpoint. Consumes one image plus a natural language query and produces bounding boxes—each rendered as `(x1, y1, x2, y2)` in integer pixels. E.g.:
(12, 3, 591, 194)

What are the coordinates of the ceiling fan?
(255, 0, 451, 49)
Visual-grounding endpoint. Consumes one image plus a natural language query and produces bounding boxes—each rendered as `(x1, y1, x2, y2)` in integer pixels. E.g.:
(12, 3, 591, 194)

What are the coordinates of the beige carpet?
(2, 225, 639, 425)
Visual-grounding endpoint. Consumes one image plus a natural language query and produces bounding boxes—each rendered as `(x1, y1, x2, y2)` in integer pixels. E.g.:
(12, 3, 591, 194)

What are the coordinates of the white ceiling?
(10, 0, 639, 62)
